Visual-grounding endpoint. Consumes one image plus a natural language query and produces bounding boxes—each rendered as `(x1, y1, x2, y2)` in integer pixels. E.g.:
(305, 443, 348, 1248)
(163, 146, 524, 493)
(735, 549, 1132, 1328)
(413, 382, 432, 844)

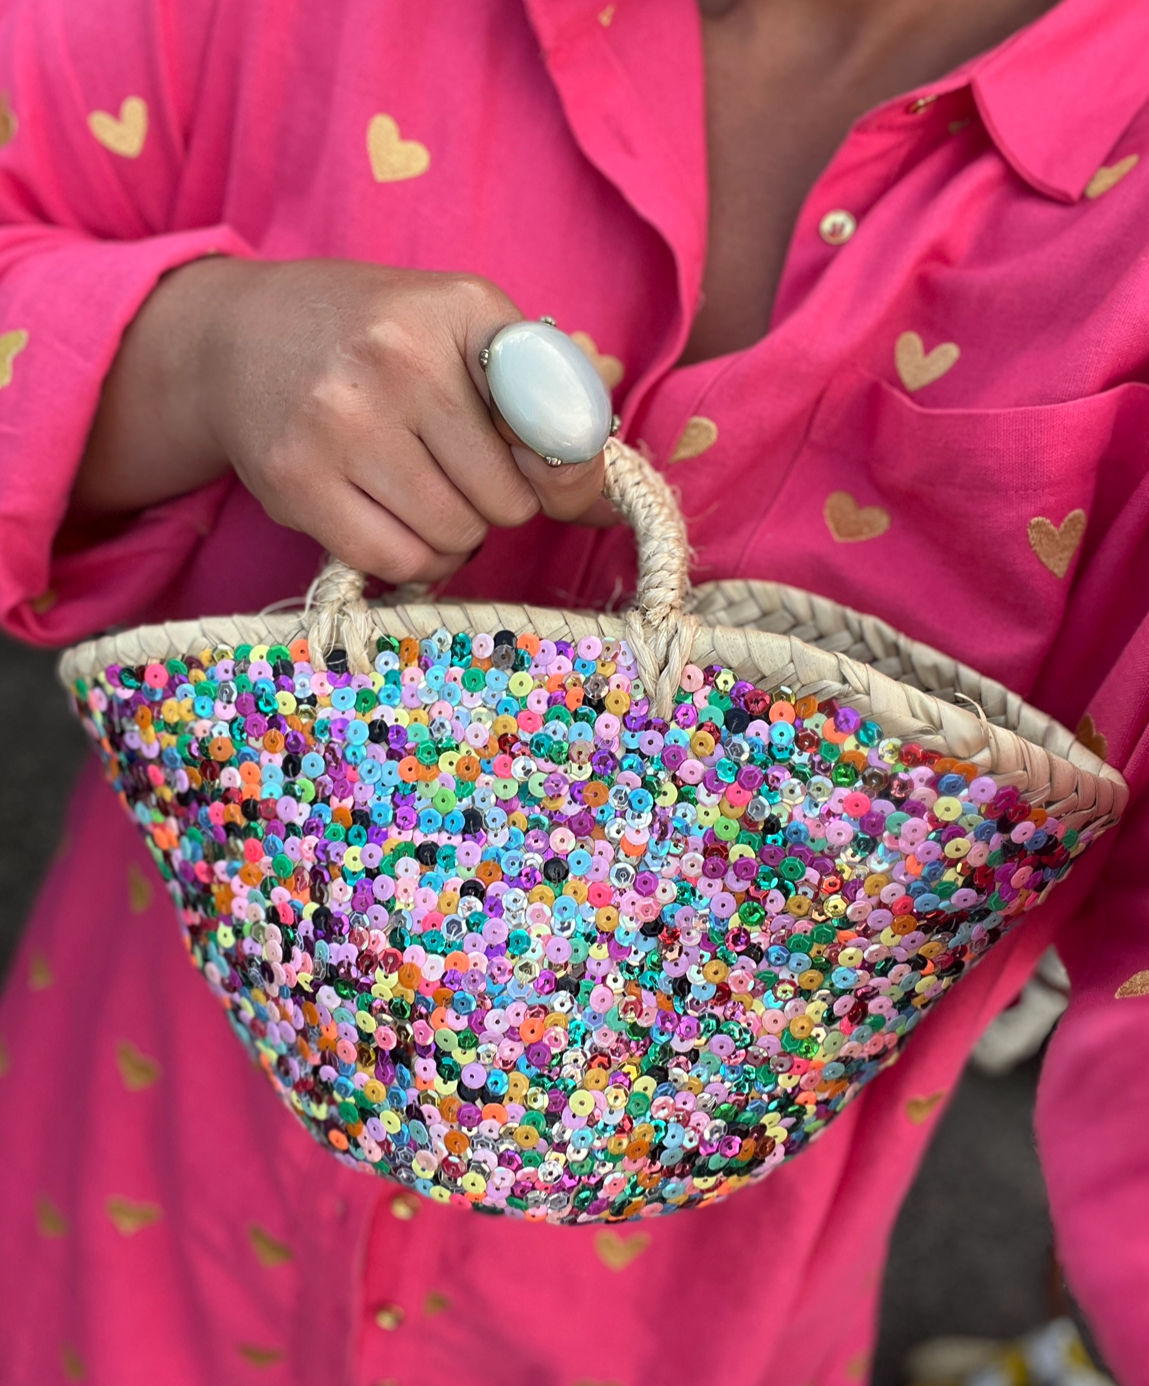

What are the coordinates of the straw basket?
(59, 440, 1127, 1224)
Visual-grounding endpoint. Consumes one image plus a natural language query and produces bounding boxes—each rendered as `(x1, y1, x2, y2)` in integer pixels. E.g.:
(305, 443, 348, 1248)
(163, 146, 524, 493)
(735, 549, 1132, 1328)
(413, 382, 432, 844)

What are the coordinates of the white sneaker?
(970, 949, 1070, 1078)
(905, 1317, 1113, 1386)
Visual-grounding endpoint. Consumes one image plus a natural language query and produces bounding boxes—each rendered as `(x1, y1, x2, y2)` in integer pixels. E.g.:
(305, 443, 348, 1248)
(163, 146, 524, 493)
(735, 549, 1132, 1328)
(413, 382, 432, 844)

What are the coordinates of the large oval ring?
(479, 319, 616, 466)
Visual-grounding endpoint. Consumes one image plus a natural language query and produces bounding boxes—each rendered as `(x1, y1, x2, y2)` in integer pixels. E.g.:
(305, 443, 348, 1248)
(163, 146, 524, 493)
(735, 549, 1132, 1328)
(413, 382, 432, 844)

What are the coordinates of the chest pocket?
(748, 368, 1146, 694)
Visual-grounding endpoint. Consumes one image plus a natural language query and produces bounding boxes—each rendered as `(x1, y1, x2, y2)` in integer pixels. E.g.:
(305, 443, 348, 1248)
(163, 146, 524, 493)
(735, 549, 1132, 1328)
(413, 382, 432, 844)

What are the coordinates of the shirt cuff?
(0, 223, 255, 645)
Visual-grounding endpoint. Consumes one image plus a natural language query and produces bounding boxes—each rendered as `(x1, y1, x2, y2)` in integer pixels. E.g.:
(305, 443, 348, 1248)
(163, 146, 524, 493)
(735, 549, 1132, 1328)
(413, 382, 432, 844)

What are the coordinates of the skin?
(75, 0, 1059, 579)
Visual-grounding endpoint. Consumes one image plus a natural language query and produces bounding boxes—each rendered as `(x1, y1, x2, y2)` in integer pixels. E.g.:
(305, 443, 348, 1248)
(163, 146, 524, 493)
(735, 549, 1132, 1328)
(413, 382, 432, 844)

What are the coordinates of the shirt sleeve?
(0, 0, 254, 646)
(1035, 764, 1149, 1386)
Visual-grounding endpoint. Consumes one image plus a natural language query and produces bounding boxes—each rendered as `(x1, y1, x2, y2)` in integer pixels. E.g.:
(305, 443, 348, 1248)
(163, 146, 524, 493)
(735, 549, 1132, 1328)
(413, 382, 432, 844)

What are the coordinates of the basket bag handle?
(304, 439, 697, 714)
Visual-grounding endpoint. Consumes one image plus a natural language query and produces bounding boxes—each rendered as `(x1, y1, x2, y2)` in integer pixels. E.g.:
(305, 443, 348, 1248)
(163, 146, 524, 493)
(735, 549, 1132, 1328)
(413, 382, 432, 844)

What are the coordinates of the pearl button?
(819, 210, 857, 246)
(389, 1192, 419, 1220)
(483, 320, 613, 464)
(374, 1303, 405, 1331)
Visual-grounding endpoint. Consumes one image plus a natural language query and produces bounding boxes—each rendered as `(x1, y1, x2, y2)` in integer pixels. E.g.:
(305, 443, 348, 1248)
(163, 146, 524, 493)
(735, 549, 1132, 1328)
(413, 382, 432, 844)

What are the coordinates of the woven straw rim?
(59, 441, 1128, 836)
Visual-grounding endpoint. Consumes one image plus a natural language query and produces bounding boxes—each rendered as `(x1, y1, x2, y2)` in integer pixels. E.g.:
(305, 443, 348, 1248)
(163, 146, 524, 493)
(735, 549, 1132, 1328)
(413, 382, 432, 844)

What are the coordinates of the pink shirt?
(2, 0, 1149, 1383)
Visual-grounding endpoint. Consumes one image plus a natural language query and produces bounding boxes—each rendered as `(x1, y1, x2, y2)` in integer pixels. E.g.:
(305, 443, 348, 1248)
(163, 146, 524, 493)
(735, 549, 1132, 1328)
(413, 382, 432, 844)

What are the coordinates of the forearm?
(73, 255, 252, 515)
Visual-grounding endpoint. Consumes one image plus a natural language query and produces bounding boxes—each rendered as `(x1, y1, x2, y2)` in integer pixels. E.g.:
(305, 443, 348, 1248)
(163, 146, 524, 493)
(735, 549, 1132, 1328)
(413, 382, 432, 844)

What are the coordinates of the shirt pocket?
(743, 367, 1146, 694)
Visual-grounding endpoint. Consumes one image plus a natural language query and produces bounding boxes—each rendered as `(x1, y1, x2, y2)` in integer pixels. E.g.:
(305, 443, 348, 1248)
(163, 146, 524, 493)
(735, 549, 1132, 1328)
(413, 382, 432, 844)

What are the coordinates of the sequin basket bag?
(59, 437, 1127, 1225)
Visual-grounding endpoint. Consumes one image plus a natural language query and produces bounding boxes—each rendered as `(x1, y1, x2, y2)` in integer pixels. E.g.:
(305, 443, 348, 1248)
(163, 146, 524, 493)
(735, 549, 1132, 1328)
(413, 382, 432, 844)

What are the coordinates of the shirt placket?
(521, 0, 708, 422)
(355, 1184, 440, 1386)
(521, 2, 1000, 600)
(770, 84, 980, 332)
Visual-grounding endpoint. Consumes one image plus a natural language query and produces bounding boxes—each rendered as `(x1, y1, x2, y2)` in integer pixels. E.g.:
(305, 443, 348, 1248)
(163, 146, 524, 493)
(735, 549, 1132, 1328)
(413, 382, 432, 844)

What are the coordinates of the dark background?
(0, 631, 1075, 1385)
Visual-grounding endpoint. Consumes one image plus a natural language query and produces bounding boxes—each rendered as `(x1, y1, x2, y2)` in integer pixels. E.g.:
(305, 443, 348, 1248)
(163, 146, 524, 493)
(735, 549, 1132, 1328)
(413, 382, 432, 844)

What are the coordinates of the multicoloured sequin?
(69, 627, 1089, 1223)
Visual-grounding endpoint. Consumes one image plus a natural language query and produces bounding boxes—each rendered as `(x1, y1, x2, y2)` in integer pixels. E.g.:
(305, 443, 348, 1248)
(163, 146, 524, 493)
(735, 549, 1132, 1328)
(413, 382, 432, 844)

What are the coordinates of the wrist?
(75, 254, 256, 516)
(163, 254, 261, 473)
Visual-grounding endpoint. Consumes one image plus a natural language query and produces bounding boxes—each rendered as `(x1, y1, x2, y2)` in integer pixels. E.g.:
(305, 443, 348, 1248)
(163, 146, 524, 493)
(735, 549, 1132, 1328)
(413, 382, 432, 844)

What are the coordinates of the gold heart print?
(1085, 154, 1139, 200)
(61, 1346, 85, 1382)
(106, 1194, 163, 1236)
(0, 329, 28, 389)
(594, 1228, 651, 1270)
(37, 1195, 69, 1238)
(28, 951, 53, 991)
(824, 490, 891, 543)
(0, 91, 17, 147)
(1028, 509, 1086, 579)
(1116, 971, 1149, 1000)
(905, 1091, 947, 1124)
(669, 415, 719, 463)
(127, 860, 154, 913)
(249, 1224, 293, 1267)
(367, 114, 430, 182)
(570, 331, 624, 390)
(238, 1345, 284, 1367)
(1074, 713, 1108, 763)
(88, 97, 148, 159)
(895, 331, 960, 392)
(116, 1039, 162, 1091)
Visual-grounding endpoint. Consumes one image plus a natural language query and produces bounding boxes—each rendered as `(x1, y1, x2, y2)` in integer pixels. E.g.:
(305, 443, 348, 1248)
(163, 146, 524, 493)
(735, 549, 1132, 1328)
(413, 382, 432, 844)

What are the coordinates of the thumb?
(565, 491, 621, 528)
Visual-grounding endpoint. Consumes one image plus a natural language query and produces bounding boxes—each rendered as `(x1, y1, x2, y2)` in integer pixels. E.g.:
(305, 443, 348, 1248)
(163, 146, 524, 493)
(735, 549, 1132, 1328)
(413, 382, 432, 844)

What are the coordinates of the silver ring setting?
(480, 318, 615, 465)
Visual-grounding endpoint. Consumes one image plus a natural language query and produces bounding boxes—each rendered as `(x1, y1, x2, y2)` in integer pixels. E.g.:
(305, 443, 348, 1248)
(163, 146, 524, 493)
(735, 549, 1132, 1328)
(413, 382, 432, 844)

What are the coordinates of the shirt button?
(374, 1303, 405, 1331)
(818, 209, 857, 245)
(390, 1191, 420, 1220)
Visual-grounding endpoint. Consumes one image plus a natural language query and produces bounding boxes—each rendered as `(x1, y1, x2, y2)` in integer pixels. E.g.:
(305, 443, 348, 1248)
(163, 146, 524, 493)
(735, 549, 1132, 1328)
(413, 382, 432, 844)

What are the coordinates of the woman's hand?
(76, 257, 607, 582)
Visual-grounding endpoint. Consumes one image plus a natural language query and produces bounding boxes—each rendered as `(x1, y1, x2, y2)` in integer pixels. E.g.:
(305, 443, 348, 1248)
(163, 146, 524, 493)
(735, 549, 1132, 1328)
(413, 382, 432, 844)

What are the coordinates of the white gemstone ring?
(479, 318, 619, 466)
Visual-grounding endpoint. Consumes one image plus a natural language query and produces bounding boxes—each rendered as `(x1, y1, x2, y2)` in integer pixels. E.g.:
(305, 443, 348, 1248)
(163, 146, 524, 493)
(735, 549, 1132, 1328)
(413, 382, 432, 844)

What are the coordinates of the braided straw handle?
(305, 438, 695, 704)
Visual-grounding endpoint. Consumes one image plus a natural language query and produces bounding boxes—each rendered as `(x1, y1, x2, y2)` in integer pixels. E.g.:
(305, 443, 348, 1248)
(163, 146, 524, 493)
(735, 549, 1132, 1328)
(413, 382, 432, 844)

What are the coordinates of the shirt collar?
(969, 0, 1149, 202)
(526, 0, 1149, 284)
